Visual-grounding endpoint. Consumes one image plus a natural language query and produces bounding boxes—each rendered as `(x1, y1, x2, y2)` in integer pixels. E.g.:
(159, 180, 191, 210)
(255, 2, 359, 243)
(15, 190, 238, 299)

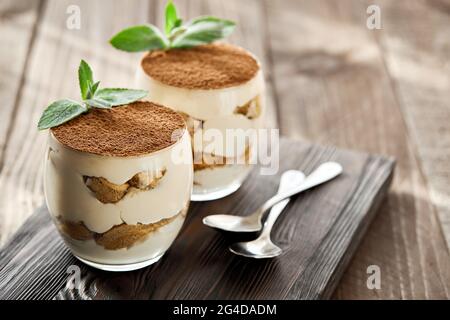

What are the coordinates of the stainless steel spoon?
(202, 161, 343, 232)
(229, 170, 304, 258)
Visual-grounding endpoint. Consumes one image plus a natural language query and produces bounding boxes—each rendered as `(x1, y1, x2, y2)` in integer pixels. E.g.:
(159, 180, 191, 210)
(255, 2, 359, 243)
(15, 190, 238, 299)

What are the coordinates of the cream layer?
(135, 67, 265, 121)
(45, 130, 193, 233)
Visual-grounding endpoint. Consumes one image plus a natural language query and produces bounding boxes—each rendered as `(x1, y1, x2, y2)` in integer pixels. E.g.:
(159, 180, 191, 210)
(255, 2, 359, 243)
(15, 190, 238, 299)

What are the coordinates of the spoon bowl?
(202, 170, 306, 232)
(229, 238, 282, 258)
(202, 213, 262, 232)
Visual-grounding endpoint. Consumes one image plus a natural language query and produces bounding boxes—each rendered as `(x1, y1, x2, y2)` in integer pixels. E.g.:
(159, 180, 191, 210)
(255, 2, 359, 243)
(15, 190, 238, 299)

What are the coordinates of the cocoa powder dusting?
(51, 101, 186, 157)
(141, 43, 259, 89)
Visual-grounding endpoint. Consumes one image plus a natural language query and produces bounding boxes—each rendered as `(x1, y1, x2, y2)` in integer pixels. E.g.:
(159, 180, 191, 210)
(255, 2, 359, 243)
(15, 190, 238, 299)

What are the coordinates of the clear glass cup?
(135, 44, 265, 201)
(44, 128, 193, 271)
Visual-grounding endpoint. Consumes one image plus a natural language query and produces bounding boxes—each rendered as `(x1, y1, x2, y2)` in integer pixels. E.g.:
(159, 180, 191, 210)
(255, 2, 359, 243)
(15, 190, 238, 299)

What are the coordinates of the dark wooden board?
(0, 138, 394, 300)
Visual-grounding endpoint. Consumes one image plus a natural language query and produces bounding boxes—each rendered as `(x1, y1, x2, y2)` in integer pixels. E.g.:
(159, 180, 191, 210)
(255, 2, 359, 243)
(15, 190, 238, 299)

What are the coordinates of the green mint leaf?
(84, 98, 112, 109)
(174, 18, 183, 29)
(171, 16, 235, 48)
(38, 99, 87, 130)
(110, 25, 169, 52)
(87, 81, 100, 99)
(168, 25, 187, 42)
(165, 0, 179, 36)
(78, 60, 94, 100)
(189, 16, 234, 26)
(93, 88, 148, 107)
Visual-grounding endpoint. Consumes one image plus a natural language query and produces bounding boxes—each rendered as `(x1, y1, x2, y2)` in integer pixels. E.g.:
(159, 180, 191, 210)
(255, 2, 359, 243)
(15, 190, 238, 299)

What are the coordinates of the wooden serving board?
(0, 138, 394, 300)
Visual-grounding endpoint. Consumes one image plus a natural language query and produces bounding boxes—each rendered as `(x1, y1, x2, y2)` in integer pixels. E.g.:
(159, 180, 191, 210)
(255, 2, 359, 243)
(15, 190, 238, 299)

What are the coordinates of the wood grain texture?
(0, 139, 394, 300)
(0, 0, 41, 151)
(0, 0, 43, 243)
(265, 0, 450, 299)
(375, 0, 450, 248)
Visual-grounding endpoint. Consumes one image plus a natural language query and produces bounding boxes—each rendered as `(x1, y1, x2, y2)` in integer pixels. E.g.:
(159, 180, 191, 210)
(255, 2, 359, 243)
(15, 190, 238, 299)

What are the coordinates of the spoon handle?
(260, 162, 343, 214)
(260, 170, 304, 237)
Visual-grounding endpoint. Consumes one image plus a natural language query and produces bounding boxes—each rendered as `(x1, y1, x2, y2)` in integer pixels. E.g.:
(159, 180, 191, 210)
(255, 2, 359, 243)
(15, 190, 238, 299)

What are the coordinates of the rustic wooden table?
(0, 0, 449, 299)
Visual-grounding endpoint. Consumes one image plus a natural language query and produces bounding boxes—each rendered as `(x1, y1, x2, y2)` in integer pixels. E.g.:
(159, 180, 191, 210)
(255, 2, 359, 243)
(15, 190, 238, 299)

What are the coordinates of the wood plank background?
(0, 0, 449, 299)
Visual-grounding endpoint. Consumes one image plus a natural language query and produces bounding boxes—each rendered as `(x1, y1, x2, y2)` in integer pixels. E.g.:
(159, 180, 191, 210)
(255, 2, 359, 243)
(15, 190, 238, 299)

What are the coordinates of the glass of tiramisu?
(111, 1, 265, 201)
(136, 44, 264, 201)
(39, 61, 192, 271)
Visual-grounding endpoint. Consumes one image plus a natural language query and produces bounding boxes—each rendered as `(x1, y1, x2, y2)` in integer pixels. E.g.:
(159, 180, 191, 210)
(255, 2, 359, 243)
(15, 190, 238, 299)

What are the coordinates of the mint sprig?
(109, 0, 235, 52)
(38, 60, 148, 130)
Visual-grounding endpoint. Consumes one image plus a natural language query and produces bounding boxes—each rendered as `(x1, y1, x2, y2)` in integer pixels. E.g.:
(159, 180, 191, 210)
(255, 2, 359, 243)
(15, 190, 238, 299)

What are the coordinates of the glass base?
(74, 253, 163, 272)
(191, 181, 242, 202)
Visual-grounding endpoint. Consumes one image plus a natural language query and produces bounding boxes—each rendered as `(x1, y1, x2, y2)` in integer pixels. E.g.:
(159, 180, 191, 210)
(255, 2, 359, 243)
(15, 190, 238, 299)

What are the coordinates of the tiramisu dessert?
(38, 60, 192, 271)
(110, 1, 265, 200)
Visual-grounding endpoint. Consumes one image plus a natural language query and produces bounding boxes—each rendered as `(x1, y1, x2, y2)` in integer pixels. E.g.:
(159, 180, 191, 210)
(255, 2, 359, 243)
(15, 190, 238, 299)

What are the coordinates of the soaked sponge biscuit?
(85, 176, 129, 203)
(84, 169, 166, 203)
(94, 214, 178, 250)
(58, 206, 187, 250)
(58, 219, 93, 241)
(193, 145, 251, 171)
(234, 95, 262, 119)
